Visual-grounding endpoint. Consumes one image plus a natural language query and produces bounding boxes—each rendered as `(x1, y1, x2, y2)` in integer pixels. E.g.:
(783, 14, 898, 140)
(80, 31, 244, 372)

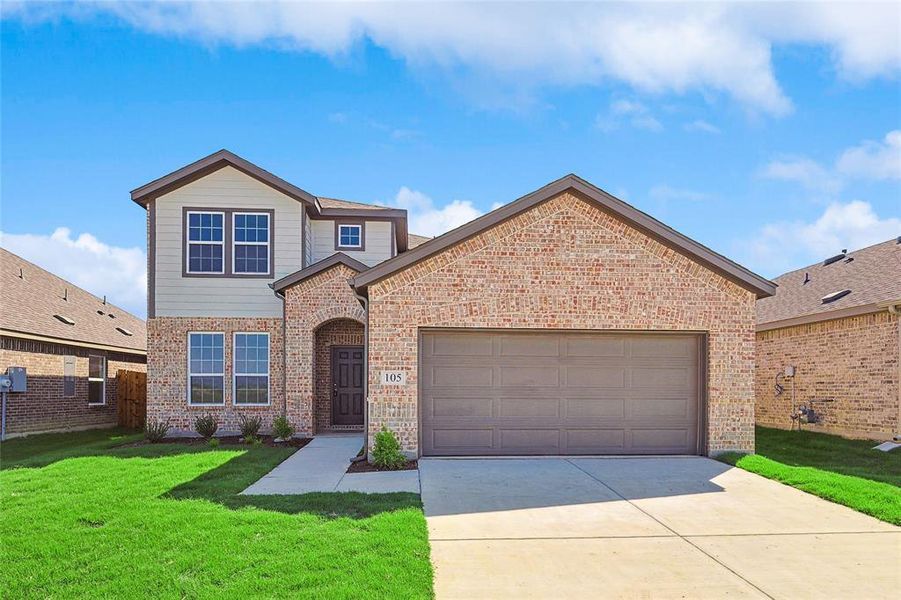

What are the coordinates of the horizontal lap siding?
(154, 166, 302, 318)
(310, 219, 393, 266)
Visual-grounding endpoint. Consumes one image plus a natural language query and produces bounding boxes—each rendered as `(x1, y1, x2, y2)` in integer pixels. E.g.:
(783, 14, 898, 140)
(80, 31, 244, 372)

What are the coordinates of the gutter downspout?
(352, 284, 370, 461)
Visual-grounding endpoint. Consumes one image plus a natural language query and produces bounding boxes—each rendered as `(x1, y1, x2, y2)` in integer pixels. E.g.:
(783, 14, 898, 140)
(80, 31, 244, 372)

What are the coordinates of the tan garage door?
(420, 330, 702, 456)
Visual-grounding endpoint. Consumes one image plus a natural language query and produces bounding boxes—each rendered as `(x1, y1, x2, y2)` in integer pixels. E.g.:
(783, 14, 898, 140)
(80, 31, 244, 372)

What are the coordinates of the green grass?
(719, 426, 901, 525)
(0, 429, 433, 599)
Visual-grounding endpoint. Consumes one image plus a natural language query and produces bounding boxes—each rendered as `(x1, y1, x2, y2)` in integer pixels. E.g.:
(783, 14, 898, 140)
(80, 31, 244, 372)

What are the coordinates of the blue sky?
(2, 2, 899, 318)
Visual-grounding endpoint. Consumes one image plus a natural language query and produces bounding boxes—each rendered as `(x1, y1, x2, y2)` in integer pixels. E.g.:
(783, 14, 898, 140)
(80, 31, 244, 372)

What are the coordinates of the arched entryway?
(313, 318, 365, 433)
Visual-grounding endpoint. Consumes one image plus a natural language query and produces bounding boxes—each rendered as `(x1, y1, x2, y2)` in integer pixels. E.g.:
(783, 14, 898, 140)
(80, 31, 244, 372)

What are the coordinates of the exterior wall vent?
(821, 289, 851, 304)
(53, 314, 75, 325)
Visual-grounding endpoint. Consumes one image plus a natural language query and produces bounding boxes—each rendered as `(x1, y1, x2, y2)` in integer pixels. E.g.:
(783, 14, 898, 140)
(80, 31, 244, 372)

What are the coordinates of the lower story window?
(234, 332, 269, 405)
(88, 355, 106, 405)
(188, 332, 224, 405)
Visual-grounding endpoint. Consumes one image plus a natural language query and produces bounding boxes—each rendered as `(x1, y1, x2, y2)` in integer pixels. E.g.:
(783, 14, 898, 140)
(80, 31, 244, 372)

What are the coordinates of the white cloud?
(0, 228, 147, 317)
(836, 130, 901, 180)
(328, 112, 348, 124)
(684, 119, 721, 134)
(596, 99, 663, 132)
(391, 187, 483, 237)
(740, 200, 901, 276)
(760, 157, 842, 194)
(649, 185, 710, 202)
(8, 3, 900, 114)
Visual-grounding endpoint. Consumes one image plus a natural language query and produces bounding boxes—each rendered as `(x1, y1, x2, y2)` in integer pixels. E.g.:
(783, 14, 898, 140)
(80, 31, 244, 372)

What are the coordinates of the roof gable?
(352, 174, 776, 298)
(271, 253, 370, 294)
(131, 149, 319, 207)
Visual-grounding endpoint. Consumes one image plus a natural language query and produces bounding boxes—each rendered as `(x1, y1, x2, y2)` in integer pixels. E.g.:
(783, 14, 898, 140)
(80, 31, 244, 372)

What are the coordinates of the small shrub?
(194, 413, 218, 439)
(208, 438, 220, 448)
(251, 436, 263, 447)
(272, 415, 294, 441)
(238, 414, 262, 439)
(243, 435, 259, 446)
(372, 427, 407, 470)
(144, 419, 170, 443)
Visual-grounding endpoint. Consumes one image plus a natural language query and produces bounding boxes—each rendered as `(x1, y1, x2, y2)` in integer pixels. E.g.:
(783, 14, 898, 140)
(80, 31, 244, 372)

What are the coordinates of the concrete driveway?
(419, 457, 899, 599)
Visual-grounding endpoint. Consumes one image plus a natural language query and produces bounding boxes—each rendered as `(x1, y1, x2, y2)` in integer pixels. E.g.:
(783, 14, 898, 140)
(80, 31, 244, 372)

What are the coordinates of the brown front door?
(331, 346, 364, 426)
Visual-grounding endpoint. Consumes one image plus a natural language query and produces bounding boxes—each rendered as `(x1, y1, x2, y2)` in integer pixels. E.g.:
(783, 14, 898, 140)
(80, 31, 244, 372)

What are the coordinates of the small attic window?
(116, 327, 133, 337)
(54, 314, 75, 325)
(822, 289, 851, 304)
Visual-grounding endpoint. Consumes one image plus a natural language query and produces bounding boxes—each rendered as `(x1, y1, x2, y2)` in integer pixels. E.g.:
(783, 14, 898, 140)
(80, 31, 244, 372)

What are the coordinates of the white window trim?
(232, 212, 271, 275)
(186, 211, 226, 275)
(87, 355, 106, 406)
(187, 331, 226, 406)
(232, 331, 271, 406)
(337, 224, 363, 249)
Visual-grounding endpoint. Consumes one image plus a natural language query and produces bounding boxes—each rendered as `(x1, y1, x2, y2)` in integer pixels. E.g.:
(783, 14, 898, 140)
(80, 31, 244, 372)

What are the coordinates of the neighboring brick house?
(756, 239, 901, 440)
(0, 248, 147, 437)
(136, 150, 774, 456)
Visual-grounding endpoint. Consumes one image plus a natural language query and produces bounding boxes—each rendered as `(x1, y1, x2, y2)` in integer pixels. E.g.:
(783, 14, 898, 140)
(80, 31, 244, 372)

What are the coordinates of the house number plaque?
(380, 371, 406, 385)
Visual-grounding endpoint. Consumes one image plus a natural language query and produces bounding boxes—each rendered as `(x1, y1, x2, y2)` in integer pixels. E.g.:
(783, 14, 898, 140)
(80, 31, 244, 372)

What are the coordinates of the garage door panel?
(565, 336, 626, 357)
(430, 334, 493, 356)
(499, 335, 561, 356)
(500, 429, 560, 451)
(499, 366, 559, 387)
(565, 429, 626, 451)
(431, 397, 493, 418)
(632, 367, 691, 388)
(498, 397, 561, 417)
(564, 366, 626, 388)
(631, 397, 691, 418)
(432, 428, 493, 451)
(421, 331, 701, 456)
(565, 397, 626, 418)
(631, 336, 695, 358)
(430, 366, 494, 387)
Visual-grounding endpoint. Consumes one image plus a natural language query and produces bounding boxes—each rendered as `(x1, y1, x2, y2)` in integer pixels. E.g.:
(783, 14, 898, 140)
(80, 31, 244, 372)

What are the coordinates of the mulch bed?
(346, 459, 418, 473)
(122, 436, 313, 449)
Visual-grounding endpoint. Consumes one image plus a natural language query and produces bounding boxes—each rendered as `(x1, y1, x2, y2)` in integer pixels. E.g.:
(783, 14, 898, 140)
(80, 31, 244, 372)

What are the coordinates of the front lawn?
(719, 426, 901, 525)
(1, 429, 433, 598)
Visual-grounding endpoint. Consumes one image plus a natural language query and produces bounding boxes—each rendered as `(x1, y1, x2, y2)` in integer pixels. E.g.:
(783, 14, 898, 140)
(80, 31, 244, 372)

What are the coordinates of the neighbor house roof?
(756, 238, 901, 331)
(0, 248, 146, 353)
(352, 174, 776, 298)
(131, 149, 410, 252)
(407, 234, 432, 249)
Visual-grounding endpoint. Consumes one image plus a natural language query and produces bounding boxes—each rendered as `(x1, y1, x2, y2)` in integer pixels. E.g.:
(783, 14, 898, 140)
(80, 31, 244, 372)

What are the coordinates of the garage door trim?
(417, 327, 708, 457)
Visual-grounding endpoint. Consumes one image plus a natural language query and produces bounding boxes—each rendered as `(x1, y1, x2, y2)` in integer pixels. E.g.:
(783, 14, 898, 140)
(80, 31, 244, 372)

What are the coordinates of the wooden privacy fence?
(117, 370, 147, 429)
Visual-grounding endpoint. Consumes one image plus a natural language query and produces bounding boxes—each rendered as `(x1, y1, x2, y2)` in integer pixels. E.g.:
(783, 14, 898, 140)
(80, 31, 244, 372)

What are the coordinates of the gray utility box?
(7, 367, 26, 392)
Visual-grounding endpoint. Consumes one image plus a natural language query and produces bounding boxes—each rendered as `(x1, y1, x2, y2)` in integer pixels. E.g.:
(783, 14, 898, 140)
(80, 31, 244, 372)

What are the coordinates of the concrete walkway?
(420, 457, 899, 599)
(241, 434, 419, 494)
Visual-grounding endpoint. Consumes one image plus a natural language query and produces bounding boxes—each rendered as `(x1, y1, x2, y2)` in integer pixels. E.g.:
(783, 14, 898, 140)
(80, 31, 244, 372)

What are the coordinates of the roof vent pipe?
(18, 268, 23, 279)
(803, 272, 810, 284)
(63, 287, 68, 301)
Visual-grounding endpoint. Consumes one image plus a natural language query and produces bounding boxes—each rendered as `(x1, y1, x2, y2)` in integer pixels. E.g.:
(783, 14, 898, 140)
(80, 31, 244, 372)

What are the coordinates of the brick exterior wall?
(366, 191, 758, 456)
(283, 263, 366, 436)
(756, 311, 900, 440)
(0, 336, 146, 435)
(313, 318, 364, 432)
(146, 317, 284, 432)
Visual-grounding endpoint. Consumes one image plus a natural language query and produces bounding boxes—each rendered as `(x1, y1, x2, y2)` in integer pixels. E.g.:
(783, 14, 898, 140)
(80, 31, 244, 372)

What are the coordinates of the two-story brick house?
(137, 150, 775, 457)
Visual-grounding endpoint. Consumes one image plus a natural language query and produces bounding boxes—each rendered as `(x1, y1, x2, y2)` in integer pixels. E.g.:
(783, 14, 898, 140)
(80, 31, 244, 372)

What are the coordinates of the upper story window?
(337, 223, 363, 250)
(186, 212, 225, 274)
(233, 213, 270, 274)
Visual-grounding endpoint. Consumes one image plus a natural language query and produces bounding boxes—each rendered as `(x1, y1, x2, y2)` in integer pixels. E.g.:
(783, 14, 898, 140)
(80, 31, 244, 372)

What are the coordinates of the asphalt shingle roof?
(756, 238, 901, 326)
(0, 248, 146, 353)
